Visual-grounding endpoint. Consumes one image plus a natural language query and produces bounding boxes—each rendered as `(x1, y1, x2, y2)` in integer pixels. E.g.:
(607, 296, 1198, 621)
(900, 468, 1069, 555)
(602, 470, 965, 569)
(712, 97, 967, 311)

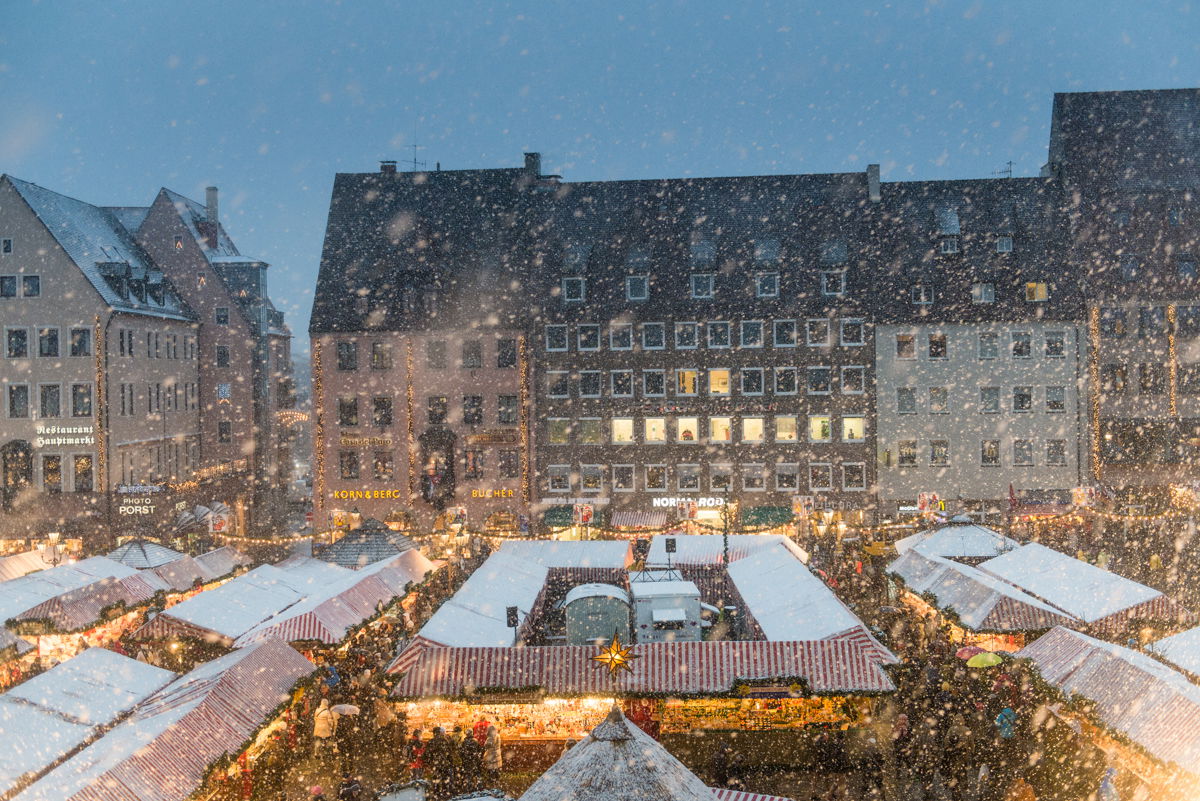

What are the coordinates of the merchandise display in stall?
(401, 697, 615, 741)
(658, 696, 860, 732)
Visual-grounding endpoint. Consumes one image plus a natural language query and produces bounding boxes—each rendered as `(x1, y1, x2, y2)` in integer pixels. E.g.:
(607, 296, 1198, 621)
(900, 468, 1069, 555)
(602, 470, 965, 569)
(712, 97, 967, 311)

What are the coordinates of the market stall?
(887, 548, 1080, 651)
(893, 516, 1021, 563)
(1151, 625, 1200, 677)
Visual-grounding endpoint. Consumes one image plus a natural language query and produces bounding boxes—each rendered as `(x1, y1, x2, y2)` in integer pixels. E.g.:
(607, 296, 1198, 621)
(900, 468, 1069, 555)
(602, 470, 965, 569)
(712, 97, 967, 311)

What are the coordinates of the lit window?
(579, 419, 603, 444)
(626, 275, 649, 301)
(676, 369, 698, 396)
(562, 277, 586, 302)
(775, 416, 798, 442)
(898, 441, 917, 467)
(710, 416, 732, 443)
(611, 418, 634, 444)
(645, 417, 667, 443)
(808, 415, 832, 442)
(842, 416, 866, 442)
(981, 440, 1000, 466)
(708, 369, 731, 395)
(1025, 282, 1049, 302)
(691, 273, 715, 299)
(930, 440, 950, 466)
(677, 416, 700, 443)
(742, 417, 765, 442)
(548, 419, 571, 444)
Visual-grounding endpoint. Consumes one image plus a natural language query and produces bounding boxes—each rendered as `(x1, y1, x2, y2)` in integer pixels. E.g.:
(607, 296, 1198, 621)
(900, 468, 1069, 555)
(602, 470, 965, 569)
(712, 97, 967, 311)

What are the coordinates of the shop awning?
(390, 639, 896, 696)
(610, 510, 669, 528)
(541, 506, 574, 527)
(741, 506, 793, 527)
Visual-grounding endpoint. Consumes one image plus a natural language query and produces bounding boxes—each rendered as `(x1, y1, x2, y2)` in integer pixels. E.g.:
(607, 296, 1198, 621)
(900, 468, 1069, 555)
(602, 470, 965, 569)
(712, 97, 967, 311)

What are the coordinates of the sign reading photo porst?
(116, 484, 165, 516)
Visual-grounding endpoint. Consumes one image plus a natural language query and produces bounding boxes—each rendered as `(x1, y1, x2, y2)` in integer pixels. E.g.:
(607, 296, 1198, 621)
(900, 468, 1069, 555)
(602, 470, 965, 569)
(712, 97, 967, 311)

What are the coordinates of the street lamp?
(40, 531, 64, 567)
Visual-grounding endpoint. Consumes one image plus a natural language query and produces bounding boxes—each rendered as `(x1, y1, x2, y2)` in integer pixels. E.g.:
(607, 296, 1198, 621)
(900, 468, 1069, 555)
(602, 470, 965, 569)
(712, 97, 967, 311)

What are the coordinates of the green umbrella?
(966, 652, 1004, 668)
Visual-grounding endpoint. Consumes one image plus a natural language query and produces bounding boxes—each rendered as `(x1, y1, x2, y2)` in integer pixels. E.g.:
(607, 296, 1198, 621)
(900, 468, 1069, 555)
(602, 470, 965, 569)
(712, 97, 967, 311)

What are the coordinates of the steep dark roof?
(314, 519, 415, 569)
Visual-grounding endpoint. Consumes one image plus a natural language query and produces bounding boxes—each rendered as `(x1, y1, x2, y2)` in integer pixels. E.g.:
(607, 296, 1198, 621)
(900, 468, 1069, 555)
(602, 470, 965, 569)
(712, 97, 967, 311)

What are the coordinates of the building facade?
(0, 176, 293, 545)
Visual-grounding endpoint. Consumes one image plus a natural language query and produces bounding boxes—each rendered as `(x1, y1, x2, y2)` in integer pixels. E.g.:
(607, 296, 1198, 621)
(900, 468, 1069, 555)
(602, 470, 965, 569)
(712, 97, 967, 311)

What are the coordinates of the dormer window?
(940, 237, 959, 254)
(996, 236, 1013, 253)
(563, 242, 591, 272)
(912, 285, 934, 305)
(689, 238, 715, 266)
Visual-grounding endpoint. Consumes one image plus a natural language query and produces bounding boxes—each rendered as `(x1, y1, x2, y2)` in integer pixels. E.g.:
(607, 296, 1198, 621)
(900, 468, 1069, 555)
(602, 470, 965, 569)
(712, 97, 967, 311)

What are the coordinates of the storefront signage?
(465, 430, 519, 446)
(470, 488, 516, 498)
(651, 496, 726, 508)
(34, 424, 94, 448)
(339, 436, 394, 448)
(116, 484, 167, 516)
(331, 488, 405, 500)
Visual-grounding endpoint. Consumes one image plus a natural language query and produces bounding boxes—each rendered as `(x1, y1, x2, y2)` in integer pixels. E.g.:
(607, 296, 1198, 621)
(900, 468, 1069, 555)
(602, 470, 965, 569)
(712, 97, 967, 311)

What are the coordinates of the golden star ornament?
(592, 633, 638, 677)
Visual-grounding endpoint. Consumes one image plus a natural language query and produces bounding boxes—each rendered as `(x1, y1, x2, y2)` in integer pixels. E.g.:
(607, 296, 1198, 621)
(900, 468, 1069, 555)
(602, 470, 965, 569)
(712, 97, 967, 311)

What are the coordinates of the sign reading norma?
(35, 424, 95, 448)
(470, 488, 516, 498)
(650, 496, 727, 508)
(331, 489, 405, 500)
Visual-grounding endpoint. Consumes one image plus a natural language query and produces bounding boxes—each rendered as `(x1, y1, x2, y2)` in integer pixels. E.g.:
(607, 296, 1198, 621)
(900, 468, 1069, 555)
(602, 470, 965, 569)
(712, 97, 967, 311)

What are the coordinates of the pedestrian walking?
(482, 725, 503, 787)
(711, 742, 732, 788)
(337, 773, 363, 801)
(406, 729, 426, 781)
(423, 726, 455, 800)
(312, 699, 339, 758)
(459, 728, 484, 793)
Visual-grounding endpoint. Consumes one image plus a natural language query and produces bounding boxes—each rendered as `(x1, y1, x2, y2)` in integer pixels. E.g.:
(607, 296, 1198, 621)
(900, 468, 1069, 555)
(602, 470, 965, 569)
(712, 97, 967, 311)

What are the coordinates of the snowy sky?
(2, 1, 1198, 348)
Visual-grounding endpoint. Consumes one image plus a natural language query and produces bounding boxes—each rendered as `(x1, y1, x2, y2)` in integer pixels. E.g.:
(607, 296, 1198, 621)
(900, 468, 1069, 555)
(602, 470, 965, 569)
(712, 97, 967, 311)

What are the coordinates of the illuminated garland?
(94, 315, 107, 497)
(518, 332, 531, 505)
(405, 339, 417, 504)
(1168, 304, 1179, 417)
(1087, 307, 1102, 481)
(312, 339, 326, 519)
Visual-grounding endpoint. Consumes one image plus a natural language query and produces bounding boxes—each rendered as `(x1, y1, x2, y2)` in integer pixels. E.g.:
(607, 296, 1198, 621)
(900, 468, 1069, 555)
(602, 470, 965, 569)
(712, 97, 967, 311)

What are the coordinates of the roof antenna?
(993, 160, 1013, 179)
(406, 142, 427, 172)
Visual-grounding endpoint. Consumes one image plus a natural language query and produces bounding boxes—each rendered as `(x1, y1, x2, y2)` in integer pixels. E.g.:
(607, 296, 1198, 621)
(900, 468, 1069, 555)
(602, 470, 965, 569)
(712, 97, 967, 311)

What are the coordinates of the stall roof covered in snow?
(978, 543, 1183, 626)
(726, 542, 892, 662)
(887, 549, 1079, 632)
(191, 545, 250, 579)
(645, 534, 796, 566)
(1151, 626, 1200, 676)
(106, 540, 184, 570)
(1019, 627, 1200, 778)
(0, 551, 53, 583)
(315, 518, 416, 569)
(133, 557, 351, 644)
(495, 540, 632, 570)
(521, 705, 716, 801)
(0, 557, 170, 630)
(13, 638, 313, 801)
(0, 648, 173, 796)
(416, 552, 548, 648)
(894, 518, 1020, 560)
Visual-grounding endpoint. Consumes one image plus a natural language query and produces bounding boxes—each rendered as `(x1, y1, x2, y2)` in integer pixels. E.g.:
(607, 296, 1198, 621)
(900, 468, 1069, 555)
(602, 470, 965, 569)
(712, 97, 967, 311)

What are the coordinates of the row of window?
(5, 327, 92, 359)
(335, 339, 520, 371)
(338, 449, 521, 481)
(115, 329, 198, 360)
(1099, 306, 1200, 338)
(115, 381, 200, 416)
(893, 330, 1067, 361)
(910, 280, 1047, 306)
(546, 319, 865, 352)
(6, 383, 93, 418)
(0, 274, 39, 298)
(1101, 363, 1200, 395)
(895, 385, 1068, 414)
(546, 366, 867, 399)
(557, 271, 851, 303)
(890, 439, 1069, 468)
(545, 462, 868, 493)
(338, 395, 520, 427)
(31, 453, 93, 493)
(546, 414, 867, 445)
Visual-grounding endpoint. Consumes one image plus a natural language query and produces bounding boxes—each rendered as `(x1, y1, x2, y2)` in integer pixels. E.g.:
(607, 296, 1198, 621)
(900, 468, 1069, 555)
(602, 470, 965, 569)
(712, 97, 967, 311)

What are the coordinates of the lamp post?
(40, 531, 64, 567)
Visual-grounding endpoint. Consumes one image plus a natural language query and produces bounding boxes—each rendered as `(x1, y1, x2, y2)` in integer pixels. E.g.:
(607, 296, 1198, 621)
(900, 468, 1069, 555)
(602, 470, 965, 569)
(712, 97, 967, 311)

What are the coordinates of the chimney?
(866, 164, 881, 203)
(380, 160, 398, 175)
(524, 152, 541, 177)
(206, 186, 219, 225)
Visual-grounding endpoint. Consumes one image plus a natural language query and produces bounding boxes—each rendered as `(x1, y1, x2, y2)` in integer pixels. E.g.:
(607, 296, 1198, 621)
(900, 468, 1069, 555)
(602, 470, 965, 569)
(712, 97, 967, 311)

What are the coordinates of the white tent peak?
(589, 705, 635, 742)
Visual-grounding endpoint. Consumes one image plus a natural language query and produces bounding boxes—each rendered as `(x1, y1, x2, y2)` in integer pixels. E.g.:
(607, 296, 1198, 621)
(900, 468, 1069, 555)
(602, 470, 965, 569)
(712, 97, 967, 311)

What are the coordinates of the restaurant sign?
(35, 424, 95, 448)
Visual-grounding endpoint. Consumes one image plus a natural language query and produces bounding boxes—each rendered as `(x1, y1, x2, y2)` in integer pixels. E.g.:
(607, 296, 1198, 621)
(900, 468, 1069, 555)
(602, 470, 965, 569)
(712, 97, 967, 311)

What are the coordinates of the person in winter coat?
(423, 727, 455, 800)
(336, 773, 362, 801)
(309, 786, 326, 801)
(458, 730, 484, 793)
(482, 725, 503, 787)
(711, 742, 732, 788)
(312, 699, 339, 757)
(406, 729, 425, 780)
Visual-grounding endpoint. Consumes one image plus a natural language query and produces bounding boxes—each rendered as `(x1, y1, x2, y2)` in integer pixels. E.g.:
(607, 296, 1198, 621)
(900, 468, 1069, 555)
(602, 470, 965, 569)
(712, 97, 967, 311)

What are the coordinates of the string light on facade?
(405, 340, 417, 504)
(518, 333, 531, 505)
(1088, 306, 1102, 482)
(312, 340, 326, 520)
(1168, 304, 1179, 418)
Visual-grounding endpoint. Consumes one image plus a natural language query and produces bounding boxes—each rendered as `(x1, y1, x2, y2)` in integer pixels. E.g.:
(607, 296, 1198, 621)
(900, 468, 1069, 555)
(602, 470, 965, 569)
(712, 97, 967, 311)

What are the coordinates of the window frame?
(561, 276, 586, 302)
(675, 368, 699, 397)
(610, 370, 633, 398)
(641, 322, 666, 350)
(612, 464, 635, 492)
(774, 366, 798, 396)
(773, 319, 797, 347)
(840, 319, 865, 346)
(741, 367, 765, 396)
(577, 324, 601, 352)
(808, 414, 832, 443)
(740, 320, 764, 349)
(807, 366, 832, 395)
(821, 270, 845, 296)
(674, 321, 699, 349)
(578, 370, 602, 398)
(706, 321, 731, 348)
(545, 324, 569, 352)
(642, 369, 666, 397)
(644, 464, 668, 492)
(806, 319, 830, 347)
(625, 274, 649, 301)
(609, 323, 633, 351)
(808, 462, 833, 491)
(841, 366, 865, 395)
(690, 273, 716, 299)
(842, 462, 867, 491)
(754, 272, 779, 298)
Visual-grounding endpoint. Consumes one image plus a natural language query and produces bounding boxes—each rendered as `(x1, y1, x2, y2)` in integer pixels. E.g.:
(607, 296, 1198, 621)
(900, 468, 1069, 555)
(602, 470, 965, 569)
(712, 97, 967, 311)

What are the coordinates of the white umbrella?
(331, 704, 360, 716)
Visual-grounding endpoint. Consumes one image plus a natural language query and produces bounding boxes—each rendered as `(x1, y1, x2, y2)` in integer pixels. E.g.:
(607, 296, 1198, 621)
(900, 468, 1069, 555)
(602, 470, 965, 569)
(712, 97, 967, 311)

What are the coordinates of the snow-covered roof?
(106, 540, 184, 570)
(521, 705, 716, 801)
(315, 520, 416, 569)
(495, 540, 631, 570)
(645, 534, 796, 566)
(137, 558, 350, 643)
(13, 639, 313, 801)
(0, 551, 52, 583)
(1019, 627, 1200, 777)
(726, 542, 889, 652)
(1151, 626, 1200, 676)
(0, 648, 173, 796)
(5, 177, 191, 320)
(628, 579, 699, 599)
(0, 628, 32, 658)
(563, 584, 630, 607)
(0, 557, 147, 624)
(192, 545, 250, 579)
(979, 543, 1166, 624)
(894, 519, 1020, 560)
(887, 549, 1079, 632)
(416, 552, 548, 648)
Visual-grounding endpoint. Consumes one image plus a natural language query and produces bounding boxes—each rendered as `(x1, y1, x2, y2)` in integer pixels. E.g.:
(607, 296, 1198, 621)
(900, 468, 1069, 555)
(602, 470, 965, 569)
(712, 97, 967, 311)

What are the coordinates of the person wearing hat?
(309, 786, 326, 800)
(337, 773, 362, 800)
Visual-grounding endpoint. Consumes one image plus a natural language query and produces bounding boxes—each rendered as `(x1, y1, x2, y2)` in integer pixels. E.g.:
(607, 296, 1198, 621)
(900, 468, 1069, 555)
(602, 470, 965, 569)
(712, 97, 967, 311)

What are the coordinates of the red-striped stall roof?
(389, 639, 895, 698)
(712, 789, 795, 801)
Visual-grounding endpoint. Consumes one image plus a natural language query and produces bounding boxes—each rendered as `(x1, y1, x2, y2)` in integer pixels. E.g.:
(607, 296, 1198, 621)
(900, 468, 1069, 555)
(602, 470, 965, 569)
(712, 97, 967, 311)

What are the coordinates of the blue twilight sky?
(2, 1, 1198, 347)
